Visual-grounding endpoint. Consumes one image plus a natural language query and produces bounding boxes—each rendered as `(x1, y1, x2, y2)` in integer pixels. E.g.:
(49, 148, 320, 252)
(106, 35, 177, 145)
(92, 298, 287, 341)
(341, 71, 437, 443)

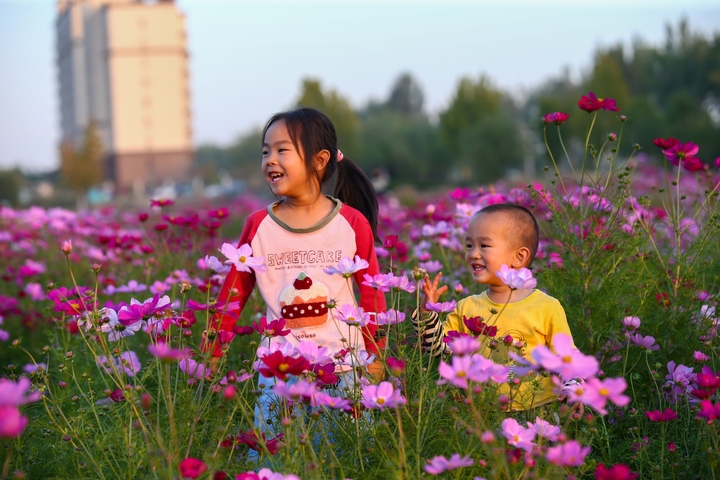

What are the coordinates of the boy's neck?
(485, 285, 534, 304)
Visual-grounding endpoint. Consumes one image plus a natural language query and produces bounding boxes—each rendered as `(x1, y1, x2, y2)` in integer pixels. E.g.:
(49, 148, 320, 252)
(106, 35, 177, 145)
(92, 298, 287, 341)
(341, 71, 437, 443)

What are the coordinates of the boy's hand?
(208, 355, 221, 374)
(420, 273, 448, 312)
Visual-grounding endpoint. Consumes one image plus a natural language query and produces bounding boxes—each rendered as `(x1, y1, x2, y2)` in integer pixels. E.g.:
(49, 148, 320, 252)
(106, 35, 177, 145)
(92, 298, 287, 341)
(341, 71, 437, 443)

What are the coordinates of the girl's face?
(262, 120, 317, 199)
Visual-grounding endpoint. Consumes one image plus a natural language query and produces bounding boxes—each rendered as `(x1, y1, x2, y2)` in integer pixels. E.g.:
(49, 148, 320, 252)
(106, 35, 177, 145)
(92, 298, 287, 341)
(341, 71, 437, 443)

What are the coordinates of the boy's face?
(465, 212, 521, 286)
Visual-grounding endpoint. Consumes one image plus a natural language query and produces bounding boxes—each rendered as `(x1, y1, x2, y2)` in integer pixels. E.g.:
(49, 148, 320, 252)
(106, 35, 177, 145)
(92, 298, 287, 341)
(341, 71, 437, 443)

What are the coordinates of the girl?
(203, 107, 386, 388)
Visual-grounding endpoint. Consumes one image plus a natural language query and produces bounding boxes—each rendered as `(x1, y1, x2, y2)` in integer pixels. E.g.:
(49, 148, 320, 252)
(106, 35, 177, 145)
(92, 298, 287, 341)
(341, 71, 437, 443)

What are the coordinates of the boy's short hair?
(475, 203, 540, 265)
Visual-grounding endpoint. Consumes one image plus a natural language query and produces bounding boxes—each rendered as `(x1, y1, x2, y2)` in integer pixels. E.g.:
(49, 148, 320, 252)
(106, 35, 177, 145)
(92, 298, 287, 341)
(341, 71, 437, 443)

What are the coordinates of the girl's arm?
(201, 211, 263, 357)
(347, 208, 386, 356)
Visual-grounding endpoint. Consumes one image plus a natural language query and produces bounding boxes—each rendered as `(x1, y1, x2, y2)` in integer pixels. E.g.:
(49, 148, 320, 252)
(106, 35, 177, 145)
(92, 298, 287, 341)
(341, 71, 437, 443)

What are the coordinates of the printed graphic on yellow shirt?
(279, 272, 330, 329)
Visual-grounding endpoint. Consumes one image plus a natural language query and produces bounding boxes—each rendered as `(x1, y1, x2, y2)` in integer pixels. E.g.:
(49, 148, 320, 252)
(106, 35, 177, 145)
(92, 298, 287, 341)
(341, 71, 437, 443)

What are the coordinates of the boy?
(413, 203, 575, 411)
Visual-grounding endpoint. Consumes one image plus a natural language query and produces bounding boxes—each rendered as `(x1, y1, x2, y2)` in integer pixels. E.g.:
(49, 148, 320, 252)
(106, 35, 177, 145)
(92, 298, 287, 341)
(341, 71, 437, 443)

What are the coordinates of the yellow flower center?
(278, 363, 289, 372)
(562, 356, 572, 363)
(377, 398, 385, 405)
(599, 388, 609, 396)
(239, 256, 246, 263)
(457, 371, 466, 378)
(513, 435, 519, 442)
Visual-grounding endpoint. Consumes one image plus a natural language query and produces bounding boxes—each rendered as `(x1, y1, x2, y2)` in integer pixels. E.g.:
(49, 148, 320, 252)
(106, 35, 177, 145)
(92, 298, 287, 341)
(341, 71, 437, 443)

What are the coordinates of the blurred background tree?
(0, 167, 22, 206)
(60, 121, 103, 208)
(191, 19, 719, 194)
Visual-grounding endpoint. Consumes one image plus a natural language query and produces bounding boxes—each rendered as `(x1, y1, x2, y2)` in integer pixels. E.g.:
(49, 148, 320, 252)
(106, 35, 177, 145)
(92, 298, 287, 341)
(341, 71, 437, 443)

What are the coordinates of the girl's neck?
(485, 285, 533, 304)
(273, 193, 335, 229)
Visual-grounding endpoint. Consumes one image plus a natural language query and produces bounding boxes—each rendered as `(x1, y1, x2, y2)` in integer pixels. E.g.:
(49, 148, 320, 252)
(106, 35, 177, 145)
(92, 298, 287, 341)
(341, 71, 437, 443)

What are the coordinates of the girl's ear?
(315, 149, 331, 172)
(512, 247, 531, 269)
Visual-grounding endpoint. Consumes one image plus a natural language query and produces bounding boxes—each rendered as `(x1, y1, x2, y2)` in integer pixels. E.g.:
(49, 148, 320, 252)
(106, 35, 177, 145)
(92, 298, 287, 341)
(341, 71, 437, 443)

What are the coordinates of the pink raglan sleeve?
(201, 209, 265, 357)
(342, 205, 387, 356)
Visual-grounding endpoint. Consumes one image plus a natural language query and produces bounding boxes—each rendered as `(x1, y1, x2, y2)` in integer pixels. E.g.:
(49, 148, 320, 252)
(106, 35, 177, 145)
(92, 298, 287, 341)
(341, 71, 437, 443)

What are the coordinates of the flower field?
(2, 94, 720, 479)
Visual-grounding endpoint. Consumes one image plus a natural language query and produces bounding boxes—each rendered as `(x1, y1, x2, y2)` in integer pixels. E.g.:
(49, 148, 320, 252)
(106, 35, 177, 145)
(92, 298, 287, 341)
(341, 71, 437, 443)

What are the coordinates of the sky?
(0, 0, 719, 172)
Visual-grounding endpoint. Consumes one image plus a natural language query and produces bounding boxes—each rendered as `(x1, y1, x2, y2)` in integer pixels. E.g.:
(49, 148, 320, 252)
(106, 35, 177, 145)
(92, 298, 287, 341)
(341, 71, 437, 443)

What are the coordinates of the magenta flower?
(653, 138, 679, 151)
(0, 406, 28, 438)
(296, 341, 333, 365)
(715, 156, 720, 169)
(495, 265, 537, 290)
(148, 343, 191, 361)
(323, 255, 369, 278)
(424, 453, 474, 475)
(665, 141, 699, 167)
(546, 440, 591, 467)
(375, 309, 405, 326)
(645, 408, 678, 422)
(630, 334, 660, 350)
(252, 317, 290, 337)
(117, 294, 170, 325)
(0, 378, 41, 406)
(219, 243, 267, 273)
(361, 381, 407, 410)
(501, 418, 536, 452)
(425, 300, 457, 313)
(694, 351, 709, 362)
(178, 457, 207, 479)
(578, 92, 619, 112)
(582, 377, 630, 414)
(531, 333, 598, 381)
(697, 400, 720, 420)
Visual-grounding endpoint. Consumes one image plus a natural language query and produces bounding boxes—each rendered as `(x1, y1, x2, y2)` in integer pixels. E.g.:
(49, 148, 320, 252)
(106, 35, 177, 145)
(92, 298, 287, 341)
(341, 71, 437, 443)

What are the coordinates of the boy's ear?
(512, 247, 531, 269)
(315, 149, 331, 171)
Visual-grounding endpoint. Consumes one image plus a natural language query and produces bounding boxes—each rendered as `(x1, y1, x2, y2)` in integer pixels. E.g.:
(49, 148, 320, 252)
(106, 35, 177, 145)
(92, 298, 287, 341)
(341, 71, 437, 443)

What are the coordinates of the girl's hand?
(366, 359, 385, 384)
(420, 273, 448, 312)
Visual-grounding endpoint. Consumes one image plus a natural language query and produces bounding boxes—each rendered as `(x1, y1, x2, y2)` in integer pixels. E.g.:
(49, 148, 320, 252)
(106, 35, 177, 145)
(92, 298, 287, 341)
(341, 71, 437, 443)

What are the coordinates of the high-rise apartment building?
(56, 0, 192, 191)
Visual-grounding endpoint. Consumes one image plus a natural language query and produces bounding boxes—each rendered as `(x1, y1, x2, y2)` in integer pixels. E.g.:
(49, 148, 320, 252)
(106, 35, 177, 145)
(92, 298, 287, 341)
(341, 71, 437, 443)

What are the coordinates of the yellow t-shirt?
(445, 290, 574, 411)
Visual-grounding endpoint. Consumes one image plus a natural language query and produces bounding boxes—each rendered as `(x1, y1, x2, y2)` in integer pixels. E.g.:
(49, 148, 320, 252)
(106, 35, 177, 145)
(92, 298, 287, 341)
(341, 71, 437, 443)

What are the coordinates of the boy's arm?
(410, 309, 446, 357)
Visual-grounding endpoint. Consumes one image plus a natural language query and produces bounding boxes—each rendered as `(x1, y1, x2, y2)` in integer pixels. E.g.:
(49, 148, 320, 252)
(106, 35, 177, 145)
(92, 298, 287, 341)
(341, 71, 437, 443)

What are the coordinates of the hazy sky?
(1, 0, 719, 172)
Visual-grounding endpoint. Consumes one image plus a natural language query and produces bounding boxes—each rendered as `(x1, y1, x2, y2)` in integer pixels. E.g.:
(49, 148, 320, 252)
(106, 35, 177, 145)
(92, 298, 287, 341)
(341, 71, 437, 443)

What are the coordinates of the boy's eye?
(480, 244, 489, 248)
(262, 150, 268, 155)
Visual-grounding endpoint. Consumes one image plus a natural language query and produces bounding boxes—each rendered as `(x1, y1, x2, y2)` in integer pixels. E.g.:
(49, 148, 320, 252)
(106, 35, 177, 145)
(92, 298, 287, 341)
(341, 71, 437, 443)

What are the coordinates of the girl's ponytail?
(334, 157, 380, 243)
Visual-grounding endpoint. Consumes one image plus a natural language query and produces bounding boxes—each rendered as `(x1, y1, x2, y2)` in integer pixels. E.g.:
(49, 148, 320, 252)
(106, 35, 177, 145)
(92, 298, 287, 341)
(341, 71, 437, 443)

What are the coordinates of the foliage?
(59, 121, 103, 196)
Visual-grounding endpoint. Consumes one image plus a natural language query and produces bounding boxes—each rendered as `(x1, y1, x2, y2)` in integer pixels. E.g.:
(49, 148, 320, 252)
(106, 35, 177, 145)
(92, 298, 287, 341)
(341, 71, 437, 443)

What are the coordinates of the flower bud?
(138, 213, 149, 222)
(141, 393, 151, 410)
(222, 386, 236, 401)
(61, 240, 73, 254)
(608, 132, 617, 141)
(481, 431, 495, 443)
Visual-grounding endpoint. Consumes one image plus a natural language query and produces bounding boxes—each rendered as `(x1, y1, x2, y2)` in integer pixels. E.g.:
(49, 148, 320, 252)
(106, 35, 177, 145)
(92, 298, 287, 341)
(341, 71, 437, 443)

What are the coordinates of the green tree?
(60, 121, 103, 205)
(0, 168, 22, 206)
(295, 79, 360, 156)
(385, 72, 425, 117)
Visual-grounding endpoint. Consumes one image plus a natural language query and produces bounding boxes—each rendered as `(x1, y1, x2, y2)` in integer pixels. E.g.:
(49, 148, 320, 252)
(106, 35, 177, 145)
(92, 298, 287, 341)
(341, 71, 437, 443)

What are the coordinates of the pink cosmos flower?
(386, 273, 417, 293)
(495, 265, 537, 290)
(178, 457, 207, 479)
(116, 280, 147, 293)
(531, 333, 598, 381)
(582, 377, 630, 414)
(448, 336, 481, 356)
(339, 350, 375, 368)
(323, 255, 369, 277)
(362, 273, 392, 292)
(0, 315, 8, 342)
(419, 260, 443, 273)
(200, 255, 231, 275)
(311, 392, 351, 411)
(501, 418, 536, 452)
(622, 316, 641, 330)
(0, 377, 42, 406)
(375, 309, 405, 325)
(0, 406, 28, 438)
(296, 341, 333, 365)
(219, 243, 267, 273)
(361, 381, 407, 410)
(258, 351, 310, 380)
(437, 355, 482, 389)
(665, 141, 699, 167)
(424, 453, 474, 475)
(578, 92, 619, 112)
(425, 300, 457, 313)
(546, 440, 590, 467)
(179, 358, 209, 380)
(335, 304, 372, 327)
(694, 351, 709, 362)
(148, 343, 191, 361)
(527, 417, 561, 441)
(273, 379, 319, 404)
(237, 469, 300, 480)
(387, 357, 405, 375)
(630, 334, 660, 350)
